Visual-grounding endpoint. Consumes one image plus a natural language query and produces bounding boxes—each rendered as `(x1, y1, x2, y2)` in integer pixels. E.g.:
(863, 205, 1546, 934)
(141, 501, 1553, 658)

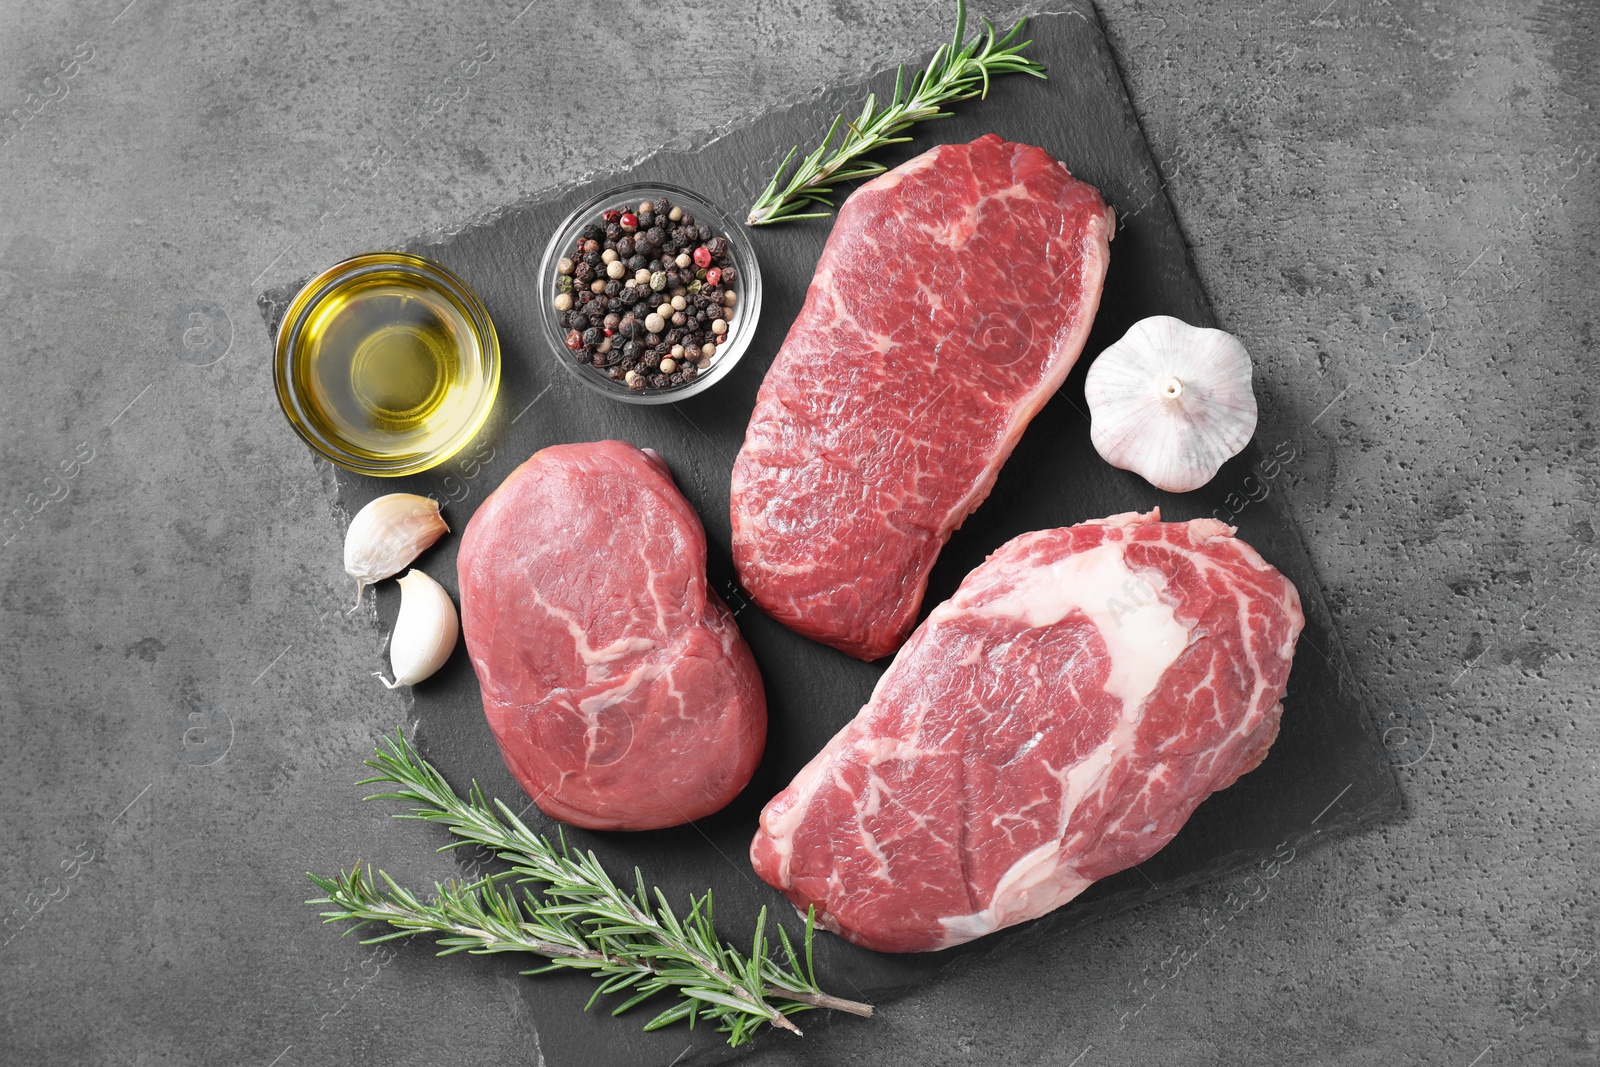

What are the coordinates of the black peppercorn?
(556, 200, 737, 395)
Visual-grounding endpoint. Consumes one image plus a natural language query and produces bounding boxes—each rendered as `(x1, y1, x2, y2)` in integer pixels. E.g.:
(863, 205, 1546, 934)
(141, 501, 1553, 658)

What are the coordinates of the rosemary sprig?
(306, 731, 872, 1047)
(746, 0, 1046, 226)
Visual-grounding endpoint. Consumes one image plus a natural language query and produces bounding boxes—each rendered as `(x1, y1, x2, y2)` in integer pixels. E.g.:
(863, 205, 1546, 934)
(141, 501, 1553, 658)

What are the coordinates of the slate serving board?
(262, 5, 1402, 1063)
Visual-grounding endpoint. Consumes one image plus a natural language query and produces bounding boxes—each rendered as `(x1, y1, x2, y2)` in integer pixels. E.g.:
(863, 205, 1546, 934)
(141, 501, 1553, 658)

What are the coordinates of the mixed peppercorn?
(554, 196, 739, 392)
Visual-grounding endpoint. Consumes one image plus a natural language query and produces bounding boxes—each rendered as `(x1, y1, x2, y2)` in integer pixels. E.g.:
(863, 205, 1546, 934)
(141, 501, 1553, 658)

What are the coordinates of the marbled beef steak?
(751, 511, 1304, 952)
(458, 440, 766, 831)
(730, 134, 1115, 661)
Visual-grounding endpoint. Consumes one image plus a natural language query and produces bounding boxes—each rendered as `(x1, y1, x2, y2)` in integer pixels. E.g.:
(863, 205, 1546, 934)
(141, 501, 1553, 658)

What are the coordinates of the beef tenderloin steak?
(459, 440, 766, 831)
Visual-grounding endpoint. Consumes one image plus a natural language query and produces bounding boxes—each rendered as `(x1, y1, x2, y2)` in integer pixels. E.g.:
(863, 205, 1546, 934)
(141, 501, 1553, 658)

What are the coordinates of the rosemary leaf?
(746, 0, 1046, 226)
(306, 731, 872, 1048)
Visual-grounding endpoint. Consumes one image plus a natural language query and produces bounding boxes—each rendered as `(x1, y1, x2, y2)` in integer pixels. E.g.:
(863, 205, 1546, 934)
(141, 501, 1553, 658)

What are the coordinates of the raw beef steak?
(750, 511, 1303, 952)
(458, 441, 766, 831)
(730, 134, 1115, 661)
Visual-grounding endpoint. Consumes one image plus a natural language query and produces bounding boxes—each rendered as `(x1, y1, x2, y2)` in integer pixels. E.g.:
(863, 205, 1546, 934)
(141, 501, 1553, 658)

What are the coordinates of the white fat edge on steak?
(932, 536, 1194, 947)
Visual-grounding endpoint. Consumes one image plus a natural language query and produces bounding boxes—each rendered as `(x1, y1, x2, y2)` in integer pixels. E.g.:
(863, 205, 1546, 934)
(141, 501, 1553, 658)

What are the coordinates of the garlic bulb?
(344, 493, 449, 610)
(1084, 316, 1258, 493)
(376, 569, 459, 688)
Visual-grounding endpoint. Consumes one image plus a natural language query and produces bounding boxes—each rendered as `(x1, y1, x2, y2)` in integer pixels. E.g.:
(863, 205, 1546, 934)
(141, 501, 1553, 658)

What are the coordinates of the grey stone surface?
(0, 0, 1593, 1064)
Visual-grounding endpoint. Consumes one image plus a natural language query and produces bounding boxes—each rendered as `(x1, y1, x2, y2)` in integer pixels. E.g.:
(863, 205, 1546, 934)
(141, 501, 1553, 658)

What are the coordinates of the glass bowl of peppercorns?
(538, 182, 762, 404)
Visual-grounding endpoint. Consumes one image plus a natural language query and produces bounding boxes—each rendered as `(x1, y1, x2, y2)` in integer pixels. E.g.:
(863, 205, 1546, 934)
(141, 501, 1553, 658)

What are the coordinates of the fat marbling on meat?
(731, 134, 1115, 661)
(750, 511, 1303, 952)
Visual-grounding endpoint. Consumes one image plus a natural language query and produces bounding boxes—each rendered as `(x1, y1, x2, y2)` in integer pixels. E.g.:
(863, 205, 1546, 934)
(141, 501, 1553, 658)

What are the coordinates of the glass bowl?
(274, 252, 501, 477)
(537, 182, 763, 405)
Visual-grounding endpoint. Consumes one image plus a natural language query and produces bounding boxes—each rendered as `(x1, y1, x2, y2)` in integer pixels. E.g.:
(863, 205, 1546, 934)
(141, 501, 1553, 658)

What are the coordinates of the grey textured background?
(0, 0, 1594, 1065)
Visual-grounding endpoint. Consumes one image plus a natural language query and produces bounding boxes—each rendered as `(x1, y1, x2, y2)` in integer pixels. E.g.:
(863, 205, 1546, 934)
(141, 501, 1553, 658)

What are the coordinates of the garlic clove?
(1084, 315, 1258, 493)
(344, 493, 449, 611)
(376, 568, 459, 689)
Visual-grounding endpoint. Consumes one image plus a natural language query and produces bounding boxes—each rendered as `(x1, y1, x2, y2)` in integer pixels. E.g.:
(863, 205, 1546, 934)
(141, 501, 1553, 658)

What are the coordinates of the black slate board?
(262, 5, 1402, 1063)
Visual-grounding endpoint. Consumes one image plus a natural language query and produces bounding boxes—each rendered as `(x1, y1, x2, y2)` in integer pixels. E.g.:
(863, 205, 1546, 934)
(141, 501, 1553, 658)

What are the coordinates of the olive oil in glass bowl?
(274, 252, 500, 477)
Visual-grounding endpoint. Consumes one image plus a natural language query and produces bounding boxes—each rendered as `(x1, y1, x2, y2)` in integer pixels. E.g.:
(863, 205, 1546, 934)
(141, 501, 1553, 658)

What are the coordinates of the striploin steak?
(750, 511, 1303, 952)
(731, 134, 1115, 661)
(458, 441, 766, 831)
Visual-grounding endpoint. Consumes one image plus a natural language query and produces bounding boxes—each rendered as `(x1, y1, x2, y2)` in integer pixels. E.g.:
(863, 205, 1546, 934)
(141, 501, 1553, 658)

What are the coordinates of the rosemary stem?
(784, 989, 876, 1018)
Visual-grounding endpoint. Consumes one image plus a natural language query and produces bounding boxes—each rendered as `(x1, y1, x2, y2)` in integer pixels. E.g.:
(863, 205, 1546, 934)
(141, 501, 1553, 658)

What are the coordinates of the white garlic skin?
(378, 569, 459, 688)
(344, 493, 449, 610)
(1084, 316, 1258, 493)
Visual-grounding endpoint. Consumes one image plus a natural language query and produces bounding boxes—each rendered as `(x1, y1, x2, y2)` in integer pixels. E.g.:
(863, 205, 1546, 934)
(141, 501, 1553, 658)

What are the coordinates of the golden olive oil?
(290, 269, 491, 466)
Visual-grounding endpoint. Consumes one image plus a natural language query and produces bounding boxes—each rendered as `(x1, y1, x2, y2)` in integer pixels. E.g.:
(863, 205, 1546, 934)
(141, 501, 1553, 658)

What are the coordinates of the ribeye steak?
(458, 440, 766, 831)
(731, 134, 1115, 661)
(750, 511, 1303, 952)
